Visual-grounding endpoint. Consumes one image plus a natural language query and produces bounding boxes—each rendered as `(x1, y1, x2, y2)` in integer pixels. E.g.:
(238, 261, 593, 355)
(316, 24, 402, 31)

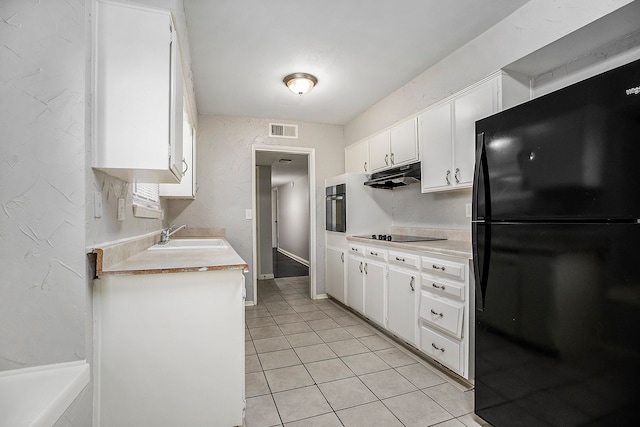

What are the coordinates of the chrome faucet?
(160, 224, 187, 245)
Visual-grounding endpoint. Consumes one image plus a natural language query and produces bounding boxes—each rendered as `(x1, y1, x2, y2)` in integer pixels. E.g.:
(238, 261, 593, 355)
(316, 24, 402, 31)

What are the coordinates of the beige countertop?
(347, 236, 472, 259)
(91, 228, 249, 276)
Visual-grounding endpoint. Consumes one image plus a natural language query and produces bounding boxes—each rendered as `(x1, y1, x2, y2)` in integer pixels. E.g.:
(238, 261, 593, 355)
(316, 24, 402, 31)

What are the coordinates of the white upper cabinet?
(160, 104, 196, 198)
(345, 139, 370, 174)
(418, 103, 453, 192)
(389, 118, 418, 167)
(369, 130, 391, 172)
(419, 72, 529, 193)
(92, 0, 184, 183)
(369, 118, 419, 173)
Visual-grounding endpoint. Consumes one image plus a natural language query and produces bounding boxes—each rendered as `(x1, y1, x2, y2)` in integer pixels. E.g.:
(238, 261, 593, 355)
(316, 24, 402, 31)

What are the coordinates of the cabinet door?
(160, 105, 195, 198)
(364, 260, 386, 327)
(326, 247, 346, 304)
(369, 130, 391, 172)
(94, 1, 180, 183)
(345, 139, 369, 173)
(390, 118, 418, 166)
(388, 267, 418, 345)
(418, 103, 452, 192)
(453, 79, 498, 188)
(347, 255, 365, 314)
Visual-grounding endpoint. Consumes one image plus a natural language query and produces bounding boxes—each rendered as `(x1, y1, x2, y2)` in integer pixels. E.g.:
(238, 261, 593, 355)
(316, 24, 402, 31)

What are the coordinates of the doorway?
(252, 145, 316, 304)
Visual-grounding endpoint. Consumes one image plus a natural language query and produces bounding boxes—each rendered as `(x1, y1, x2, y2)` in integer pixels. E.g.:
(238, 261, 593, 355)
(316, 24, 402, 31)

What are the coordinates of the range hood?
(364, 162, 421, 189)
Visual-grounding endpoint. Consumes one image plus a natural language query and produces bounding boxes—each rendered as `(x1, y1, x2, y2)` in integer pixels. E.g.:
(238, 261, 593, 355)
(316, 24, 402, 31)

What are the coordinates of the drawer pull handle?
(431, 343, 445, 352)
(430, 309, 443, 318)
(409, 276, 415, 292)
(370, 251, 378, 256)
(364, 263, 368, 274)
(396, 256, 405, 262)
(432, 264, 446, 271)
(359, 262, 363, 273)
(352, 247, 359, 252)
(432, 283, 445, 290)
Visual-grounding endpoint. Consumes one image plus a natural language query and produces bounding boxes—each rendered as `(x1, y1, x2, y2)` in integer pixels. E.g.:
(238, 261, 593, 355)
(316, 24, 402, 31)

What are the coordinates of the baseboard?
(258, 274, 274, 280)
(276, 247, 309, 267)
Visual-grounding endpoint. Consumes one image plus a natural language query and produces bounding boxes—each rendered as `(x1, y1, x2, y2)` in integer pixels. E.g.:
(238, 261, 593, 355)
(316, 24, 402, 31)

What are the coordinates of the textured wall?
(168, 115, 344, 301)
(0, 0, 87, 370)
(277, 174, 310, 262)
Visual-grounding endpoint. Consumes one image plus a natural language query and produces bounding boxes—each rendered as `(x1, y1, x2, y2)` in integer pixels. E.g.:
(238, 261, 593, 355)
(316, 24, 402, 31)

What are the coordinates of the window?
(132, 182, 162, 218)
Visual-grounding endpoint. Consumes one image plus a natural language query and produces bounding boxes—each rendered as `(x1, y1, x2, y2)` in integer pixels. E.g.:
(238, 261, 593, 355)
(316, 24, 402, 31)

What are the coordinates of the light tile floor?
(245, 277, 490, 427)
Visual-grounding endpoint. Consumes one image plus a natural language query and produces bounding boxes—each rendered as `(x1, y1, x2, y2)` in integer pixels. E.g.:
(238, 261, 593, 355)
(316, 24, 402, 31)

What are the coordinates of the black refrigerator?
(473, 58, 640, 426)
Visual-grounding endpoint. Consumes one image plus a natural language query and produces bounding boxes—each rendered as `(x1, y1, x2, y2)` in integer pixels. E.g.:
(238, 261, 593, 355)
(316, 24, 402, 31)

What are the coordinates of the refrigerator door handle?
(472, 222, 490, 312)
(472, 132, 490, 220)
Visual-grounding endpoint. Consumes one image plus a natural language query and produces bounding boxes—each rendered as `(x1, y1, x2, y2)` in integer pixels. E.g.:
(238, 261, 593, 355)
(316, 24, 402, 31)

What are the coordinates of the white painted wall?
(277, 174, 310, 263)
(345, 0, 636, 231)
(1, 0, 86, 372)
(168, 115, 344, 301)
(0, 0, 92, 424)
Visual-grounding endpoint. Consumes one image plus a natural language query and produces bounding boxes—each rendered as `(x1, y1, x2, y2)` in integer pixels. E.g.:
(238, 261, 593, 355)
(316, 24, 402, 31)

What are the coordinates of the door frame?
(251, 144, 317, 304)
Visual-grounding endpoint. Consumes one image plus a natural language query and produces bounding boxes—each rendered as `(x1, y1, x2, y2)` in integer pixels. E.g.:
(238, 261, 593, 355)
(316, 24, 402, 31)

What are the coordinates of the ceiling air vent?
(269, 123, 298, 139)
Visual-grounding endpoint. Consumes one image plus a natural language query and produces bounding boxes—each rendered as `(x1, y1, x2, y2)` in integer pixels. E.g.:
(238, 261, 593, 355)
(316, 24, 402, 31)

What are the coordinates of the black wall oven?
(325, 184, 346, 232)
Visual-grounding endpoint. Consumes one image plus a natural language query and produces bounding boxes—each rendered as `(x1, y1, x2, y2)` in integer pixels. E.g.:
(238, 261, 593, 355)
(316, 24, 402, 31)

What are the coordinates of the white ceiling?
(183, 0, 530, 125)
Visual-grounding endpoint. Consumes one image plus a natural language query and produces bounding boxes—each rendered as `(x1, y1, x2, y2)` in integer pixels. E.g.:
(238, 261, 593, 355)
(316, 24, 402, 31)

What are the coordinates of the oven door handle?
(326, 195, 344, 201)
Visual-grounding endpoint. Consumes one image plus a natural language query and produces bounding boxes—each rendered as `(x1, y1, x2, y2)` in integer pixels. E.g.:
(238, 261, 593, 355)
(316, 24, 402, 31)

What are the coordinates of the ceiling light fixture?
(283, 73, 318, 95)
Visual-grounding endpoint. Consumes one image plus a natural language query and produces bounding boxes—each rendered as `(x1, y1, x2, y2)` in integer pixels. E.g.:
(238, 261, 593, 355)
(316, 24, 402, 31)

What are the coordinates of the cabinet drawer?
(421, 256, 465, 281)
(388, 250, 419, 269)
(419, 291, 464, 338)
(348, 244, 365, 256)
(366, 247, 388, 261)
(419, 325, 463, 374)
(421, 275, 464, 301)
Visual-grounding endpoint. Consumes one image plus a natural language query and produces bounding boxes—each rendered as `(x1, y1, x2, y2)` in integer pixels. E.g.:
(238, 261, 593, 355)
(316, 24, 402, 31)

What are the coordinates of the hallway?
(245, 277, 486, 426)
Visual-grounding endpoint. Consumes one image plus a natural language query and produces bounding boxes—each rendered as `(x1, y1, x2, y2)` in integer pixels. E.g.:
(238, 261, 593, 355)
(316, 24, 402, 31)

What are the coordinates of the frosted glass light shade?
(283, 73, 318, 95)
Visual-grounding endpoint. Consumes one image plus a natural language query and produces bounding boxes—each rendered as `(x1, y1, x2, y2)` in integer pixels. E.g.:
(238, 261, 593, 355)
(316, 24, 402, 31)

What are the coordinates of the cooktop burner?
(354, 234, 446, 242)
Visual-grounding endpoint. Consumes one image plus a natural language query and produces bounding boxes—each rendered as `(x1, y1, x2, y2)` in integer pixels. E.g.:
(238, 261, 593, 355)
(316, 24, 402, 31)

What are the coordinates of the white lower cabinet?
(347, 245, 366, 314)
(387, 266, 418, 345)
(419, 253, 471, 378)
(364, 254, 387, 327)
(94, 270, 245, 426)
(341, 241, 473, 380)
(419, 325, 464, 373)
(326, 246, 346, 304)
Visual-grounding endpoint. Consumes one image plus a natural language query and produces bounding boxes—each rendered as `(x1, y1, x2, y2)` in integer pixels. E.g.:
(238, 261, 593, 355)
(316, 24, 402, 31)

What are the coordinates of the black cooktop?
(353, 234, 446, 242)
